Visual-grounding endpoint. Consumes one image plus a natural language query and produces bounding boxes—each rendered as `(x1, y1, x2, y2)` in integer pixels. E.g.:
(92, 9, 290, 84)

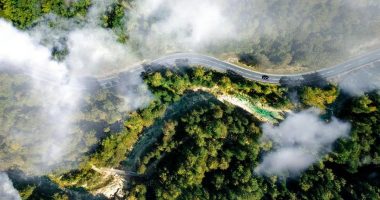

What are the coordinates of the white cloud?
(130, 0, 236, 54)
(0, 173, 21, 200)
(0, 19, 67, 80)
(66, 27, 138, 76)
(0, 19, 82, 174)
(255, 109, 351, 177)
(339, 63, 380, 96)
(255, 148, 315, 176)
(0, 0, 153, 173)
(154, 0, 235, 44)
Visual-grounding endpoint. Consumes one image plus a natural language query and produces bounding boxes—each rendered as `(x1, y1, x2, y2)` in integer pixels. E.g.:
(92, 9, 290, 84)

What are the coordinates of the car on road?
(262, 75, 269, 80)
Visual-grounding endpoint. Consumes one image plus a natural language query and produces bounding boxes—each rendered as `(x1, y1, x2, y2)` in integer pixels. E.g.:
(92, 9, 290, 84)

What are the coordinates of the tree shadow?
(279, 72, 329, 88)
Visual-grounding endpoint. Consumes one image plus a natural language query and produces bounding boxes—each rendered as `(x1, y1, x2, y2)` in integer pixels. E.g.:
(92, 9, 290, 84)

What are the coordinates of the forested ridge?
(0, 0, 380, 199)
(124, 69, 380, 199)
(8, 67, 378, 200)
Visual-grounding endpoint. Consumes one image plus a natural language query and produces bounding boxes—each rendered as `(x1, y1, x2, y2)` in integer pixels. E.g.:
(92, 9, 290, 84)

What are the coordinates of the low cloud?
(0, 19, 82, 174)
(128, 0, 236, 56)
(0, 19, 67, 78)
(0, 0, 152, 174)
(66, 27, 138, 77)
(126, 0, 380, 66)
(339, 62, 380, 96)
(255, 109, 351, 177)
(0, 172, 21, 200)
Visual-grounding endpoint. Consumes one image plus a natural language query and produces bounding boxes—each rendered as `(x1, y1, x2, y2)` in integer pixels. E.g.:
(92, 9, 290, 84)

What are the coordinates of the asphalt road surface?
(98, 48, 380, 88)
(11, 49, 378, 89)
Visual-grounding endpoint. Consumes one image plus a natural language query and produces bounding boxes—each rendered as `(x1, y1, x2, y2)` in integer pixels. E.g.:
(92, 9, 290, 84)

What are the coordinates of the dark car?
(262, 75, 269, 80)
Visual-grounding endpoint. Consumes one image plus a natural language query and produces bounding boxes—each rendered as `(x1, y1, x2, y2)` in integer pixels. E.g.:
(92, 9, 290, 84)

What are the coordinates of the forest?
(125, 69, 380, 199)
(0, 0, 91, 29)
(0, 0, 379, 199)
(5, 67, 378, 200)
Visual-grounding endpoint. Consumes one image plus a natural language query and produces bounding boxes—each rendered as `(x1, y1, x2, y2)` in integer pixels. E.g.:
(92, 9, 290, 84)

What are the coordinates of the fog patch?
(126, 0, 380, 66)
(0, 0, 152, 174)
(0, 19, 84, 174)
(66, 27, 139, 76)
(129, 0, 236, 56)
(0, 172, 21, 200)
(255, 109, 351, 177)
(339, 63, 380, 96)
(114, 69, 153, 111)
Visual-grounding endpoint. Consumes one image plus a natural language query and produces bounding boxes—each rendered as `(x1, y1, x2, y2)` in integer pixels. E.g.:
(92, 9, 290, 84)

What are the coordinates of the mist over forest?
(126, 0, 380, 70)
(0, 0, 380, 199)
(4, 0, 380, 69)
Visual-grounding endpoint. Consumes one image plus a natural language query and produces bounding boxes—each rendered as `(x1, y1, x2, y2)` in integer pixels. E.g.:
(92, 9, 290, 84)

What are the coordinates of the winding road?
(10, 48, 379, 89)
(98, 48, 380, 88)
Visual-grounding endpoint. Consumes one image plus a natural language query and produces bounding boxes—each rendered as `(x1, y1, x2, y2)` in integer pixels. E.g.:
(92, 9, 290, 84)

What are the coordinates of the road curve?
(98, 48, 380, 88)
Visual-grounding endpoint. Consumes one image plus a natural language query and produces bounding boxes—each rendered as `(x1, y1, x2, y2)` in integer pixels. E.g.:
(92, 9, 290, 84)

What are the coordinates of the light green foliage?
(0, 0, 91, 29)
(101, 1, 132, 43)
(0, 72, 129, 173)
(126, 184, 147, 200)
(351, 95, 377, 114)
(89, 100, 166, 168)
(52, 193, 69, 200)
(300, 85, 338, 110)
(52, 100, 167, 190)
(101, 2, 125, 29)
(18, 185, 36, 200)
(144, 68, 290, 108)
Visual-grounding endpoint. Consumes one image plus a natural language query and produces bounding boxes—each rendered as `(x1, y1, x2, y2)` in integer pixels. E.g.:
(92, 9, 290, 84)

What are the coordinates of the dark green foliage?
(333, 94, 380, 172)
(127, 68, 286, 199)
(101, 1, 131, 43)
(101, 2, 124, 29)
(267, 93, 380, 200)
(10, 67, 376, 199)
(131, 102, 265, 199)
(128, 70, 380, 199)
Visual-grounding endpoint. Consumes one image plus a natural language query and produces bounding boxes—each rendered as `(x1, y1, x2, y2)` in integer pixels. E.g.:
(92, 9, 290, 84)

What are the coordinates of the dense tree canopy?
(126, 88, 380, 200)
(0, 0, 91, 28)
(300, 85, 338, 110)
(128, 101, 265, 199)
(2, 67, 379, 199)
